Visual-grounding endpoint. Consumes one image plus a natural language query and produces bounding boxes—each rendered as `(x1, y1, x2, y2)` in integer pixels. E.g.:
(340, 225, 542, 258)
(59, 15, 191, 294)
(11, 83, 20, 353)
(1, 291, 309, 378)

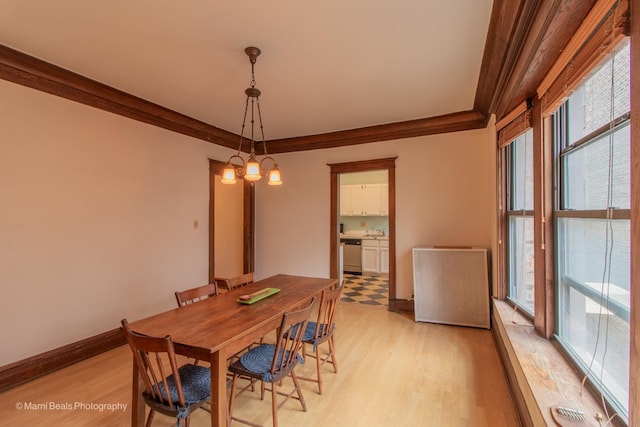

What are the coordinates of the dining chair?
(174, 282, 257, 392)
(175, 282, 219, 306)
(174, 283, 220, 367)
(298, 281, 344, 394)
(120, 319, 211, 427)
(227, 297, 316, 427)
(217, 272, 254, 292)
(216, 272, 265, 348)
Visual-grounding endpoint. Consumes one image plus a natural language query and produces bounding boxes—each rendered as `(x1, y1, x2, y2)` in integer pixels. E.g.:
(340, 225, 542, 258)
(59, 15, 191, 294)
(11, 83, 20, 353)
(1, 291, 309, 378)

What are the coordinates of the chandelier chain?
(221, 46, 282, 186)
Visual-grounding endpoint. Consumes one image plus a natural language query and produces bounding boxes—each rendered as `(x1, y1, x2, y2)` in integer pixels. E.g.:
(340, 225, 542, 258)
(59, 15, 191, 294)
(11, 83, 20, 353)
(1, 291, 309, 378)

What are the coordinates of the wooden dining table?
(126, 274, 338, 427)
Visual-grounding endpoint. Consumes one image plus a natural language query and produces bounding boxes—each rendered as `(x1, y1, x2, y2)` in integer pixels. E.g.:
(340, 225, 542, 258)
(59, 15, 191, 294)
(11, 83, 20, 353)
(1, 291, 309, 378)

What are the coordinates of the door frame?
(209, 159, 255, 283)
(329, 157, 401, 311)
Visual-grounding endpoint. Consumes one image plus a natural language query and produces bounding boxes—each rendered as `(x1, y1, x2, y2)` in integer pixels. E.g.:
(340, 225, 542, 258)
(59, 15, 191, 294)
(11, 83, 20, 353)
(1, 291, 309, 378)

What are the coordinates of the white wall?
(255, 125, 498, 298)
(0, 80, 231, 365)
(0, 76, 497, 366)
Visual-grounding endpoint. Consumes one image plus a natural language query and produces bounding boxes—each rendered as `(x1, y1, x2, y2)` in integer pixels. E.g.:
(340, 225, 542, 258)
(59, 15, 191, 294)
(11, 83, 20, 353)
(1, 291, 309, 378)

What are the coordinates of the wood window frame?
(498, 0, 630, 342)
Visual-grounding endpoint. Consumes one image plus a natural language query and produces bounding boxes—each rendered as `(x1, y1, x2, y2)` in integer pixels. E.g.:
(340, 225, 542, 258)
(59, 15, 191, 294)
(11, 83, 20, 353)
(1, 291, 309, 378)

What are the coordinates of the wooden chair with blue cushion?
(216, 272, 266, 348)
(227, 297, 316, 427)
(121, 319, 212, 427)
(298, 281, 344, 394)
(174, 282, 221, 367)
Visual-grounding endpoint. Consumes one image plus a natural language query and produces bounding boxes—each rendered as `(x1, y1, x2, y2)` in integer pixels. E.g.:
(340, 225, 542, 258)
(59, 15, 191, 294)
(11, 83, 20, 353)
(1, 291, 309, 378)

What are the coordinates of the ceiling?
(0, 1, 598, 153)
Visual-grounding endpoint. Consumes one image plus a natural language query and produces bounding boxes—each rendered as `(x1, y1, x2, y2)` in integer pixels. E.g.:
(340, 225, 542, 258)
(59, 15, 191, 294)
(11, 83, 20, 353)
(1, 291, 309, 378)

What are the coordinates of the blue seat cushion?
(290, 322, 335, 349)
(301, 321, 335, 342)
(239, 344, 303, 382)
(146, 364, 211, 414)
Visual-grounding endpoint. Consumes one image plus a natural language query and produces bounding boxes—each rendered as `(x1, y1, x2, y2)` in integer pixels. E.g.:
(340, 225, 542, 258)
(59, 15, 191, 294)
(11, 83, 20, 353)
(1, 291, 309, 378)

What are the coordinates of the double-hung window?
(553, 39, 631, 416)
(506, 129, 535, 315)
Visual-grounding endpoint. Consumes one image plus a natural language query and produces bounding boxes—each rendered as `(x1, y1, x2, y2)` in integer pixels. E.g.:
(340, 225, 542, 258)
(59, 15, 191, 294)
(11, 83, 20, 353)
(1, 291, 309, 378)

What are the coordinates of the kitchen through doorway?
(328, 157, 398, 311)
(339, 170, 389, 307)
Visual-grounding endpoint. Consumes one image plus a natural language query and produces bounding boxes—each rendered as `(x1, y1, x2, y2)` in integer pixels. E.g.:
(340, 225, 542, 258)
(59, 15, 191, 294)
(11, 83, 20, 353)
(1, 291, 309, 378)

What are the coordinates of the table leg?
(131, 354, 145, 427)
(210, 349, 228, 427)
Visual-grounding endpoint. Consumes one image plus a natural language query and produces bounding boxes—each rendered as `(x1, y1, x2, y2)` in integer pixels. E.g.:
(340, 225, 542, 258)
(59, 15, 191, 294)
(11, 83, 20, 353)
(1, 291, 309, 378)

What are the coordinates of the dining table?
(126, 274, 339, 427)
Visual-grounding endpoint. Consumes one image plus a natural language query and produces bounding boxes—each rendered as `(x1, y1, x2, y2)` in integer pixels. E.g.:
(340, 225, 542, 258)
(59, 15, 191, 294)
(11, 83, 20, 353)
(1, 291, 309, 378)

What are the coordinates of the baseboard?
(0, 328, 126, 393)
(388, 298, 414, 313)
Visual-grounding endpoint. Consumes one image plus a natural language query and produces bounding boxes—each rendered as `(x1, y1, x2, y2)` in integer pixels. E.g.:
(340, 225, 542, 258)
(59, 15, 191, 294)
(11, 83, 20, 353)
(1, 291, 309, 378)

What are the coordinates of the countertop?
(340, 233, 388, 240)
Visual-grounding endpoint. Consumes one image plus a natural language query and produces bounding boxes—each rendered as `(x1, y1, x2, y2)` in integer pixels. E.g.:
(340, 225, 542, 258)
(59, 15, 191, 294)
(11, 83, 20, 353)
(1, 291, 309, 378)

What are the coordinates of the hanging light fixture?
(221, 47, 282, 186)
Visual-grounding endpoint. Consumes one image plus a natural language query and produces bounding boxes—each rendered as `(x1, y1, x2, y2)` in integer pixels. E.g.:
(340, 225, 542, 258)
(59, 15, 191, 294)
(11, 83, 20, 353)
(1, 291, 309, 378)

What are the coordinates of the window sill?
(492, 299, 621, 426)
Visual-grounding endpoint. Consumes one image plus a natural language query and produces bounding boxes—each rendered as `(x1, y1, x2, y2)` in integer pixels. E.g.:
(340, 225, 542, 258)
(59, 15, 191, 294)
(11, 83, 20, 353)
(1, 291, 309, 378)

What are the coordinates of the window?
(506, 130, 535, 314)
(553, 40, 631, 416)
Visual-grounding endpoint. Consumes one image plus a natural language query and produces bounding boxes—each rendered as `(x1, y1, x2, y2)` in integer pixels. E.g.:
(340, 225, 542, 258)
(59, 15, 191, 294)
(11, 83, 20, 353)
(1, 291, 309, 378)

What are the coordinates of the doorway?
(208, 159, 255, 283)
(329, 157, 399, 311)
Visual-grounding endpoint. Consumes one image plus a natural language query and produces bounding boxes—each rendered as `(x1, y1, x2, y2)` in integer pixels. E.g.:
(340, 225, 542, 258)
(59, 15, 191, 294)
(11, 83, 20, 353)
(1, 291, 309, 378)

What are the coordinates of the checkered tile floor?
(341, 274, 389, 306)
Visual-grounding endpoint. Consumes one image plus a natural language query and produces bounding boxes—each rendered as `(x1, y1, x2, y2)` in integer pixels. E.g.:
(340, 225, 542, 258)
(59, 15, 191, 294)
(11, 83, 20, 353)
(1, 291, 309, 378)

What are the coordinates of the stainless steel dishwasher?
(341, 238, 362, 274)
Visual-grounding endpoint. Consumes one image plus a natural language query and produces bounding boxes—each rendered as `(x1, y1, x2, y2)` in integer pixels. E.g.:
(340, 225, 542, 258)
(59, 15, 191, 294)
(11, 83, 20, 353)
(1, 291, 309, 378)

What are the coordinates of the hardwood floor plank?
(0, 304, 519, 426)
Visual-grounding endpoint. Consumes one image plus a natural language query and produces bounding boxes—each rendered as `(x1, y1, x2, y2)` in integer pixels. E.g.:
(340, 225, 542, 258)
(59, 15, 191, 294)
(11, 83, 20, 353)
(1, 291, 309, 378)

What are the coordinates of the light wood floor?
(0, 303, 520, 426)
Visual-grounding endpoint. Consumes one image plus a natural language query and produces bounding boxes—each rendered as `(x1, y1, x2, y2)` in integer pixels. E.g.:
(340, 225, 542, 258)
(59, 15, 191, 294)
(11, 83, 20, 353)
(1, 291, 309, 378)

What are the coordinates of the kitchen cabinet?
(380, 183, 389, 215)
(339, 185, 354, 216)
(340, 184, 387, 216)
(361, 238, 389, 274)
(379, 239, 389, 274)
(361, 239, 379, 273)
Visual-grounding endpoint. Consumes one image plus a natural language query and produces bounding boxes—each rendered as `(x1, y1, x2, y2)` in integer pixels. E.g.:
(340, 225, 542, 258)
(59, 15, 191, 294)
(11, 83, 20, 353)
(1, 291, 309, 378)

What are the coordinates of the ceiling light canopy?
(222, 47, 282, 186)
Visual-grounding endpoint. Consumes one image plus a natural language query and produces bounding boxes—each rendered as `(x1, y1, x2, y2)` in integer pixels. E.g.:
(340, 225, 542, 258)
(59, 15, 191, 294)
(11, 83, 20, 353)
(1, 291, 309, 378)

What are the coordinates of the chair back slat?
(270, 297, 315, 376)
(121, 319, 186, 408)
(175, 283, 218, 306)
(218, 272, 254, 291)
(313, 282, 344, 341)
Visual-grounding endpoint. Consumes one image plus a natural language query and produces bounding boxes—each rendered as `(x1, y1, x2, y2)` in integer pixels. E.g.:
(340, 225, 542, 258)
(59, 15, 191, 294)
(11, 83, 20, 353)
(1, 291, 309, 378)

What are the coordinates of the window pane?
(567, 41, 630, 145)
(557, 217, 630, 411)
(508, 215, 534, 313)
(511, 131, 534, 211)
(563, 123, 630, 210)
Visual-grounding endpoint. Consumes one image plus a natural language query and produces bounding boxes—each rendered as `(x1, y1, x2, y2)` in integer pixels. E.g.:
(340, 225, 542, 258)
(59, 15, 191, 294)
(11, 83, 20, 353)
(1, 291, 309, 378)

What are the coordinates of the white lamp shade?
(221, 166, 237, 184)
(244, 156, 262, 181)
(268, 166, 282, 186)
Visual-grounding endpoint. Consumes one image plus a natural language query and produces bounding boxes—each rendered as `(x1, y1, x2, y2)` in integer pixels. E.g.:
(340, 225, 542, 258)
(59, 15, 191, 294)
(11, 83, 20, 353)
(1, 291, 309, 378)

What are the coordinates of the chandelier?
(221, 47, 282, 186)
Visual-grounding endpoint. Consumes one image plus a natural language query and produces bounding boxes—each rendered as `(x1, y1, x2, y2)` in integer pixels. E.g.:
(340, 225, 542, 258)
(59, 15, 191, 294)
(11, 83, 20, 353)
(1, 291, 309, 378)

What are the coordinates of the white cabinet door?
(340, 184, 362, 216)
(379, 246, 389, 274)
(339, 185, 352, 215)
(350, 185, 364, 215)
(340, 184, 388, 216)
(380, 183, 389, 215)
(362, 239, 379, 273)
(362, 246, 379, 273)
(362, 184, 382, 215)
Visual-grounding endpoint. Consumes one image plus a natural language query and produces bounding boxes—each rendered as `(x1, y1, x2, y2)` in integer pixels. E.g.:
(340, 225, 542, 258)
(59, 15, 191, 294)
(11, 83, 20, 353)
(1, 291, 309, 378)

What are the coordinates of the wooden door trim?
(328, 157, 400, 311)
(209, 159, 255, 283)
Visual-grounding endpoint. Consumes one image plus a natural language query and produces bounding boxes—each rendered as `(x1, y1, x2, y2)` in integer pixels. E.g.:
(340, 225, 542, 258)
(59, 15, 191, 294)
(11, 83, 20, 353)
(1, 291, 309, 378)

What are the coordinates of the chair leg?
(328, 335, 338, 373)
(290, 370, 307, 412)
(145, 409, 155, 427)
(315, 344, 324, 394)
(228, 373, 238, 420)
(271, 381, 278, 427)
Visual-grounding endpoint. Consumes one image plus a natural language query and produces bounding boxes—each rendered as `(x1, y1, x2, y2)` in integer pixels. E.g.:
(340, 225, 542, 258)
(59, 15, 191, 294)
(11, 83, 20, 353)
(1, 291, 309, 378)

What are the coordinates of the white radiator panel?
(412, 247, 490, 329)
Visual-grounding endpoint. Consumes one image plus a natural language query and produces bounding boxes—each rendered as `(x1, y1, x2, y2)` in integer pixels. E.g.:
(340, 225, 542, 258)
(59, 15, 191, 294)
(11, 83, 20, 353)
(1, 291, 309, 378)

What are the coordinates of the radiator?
(412, 247, 490, 329)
